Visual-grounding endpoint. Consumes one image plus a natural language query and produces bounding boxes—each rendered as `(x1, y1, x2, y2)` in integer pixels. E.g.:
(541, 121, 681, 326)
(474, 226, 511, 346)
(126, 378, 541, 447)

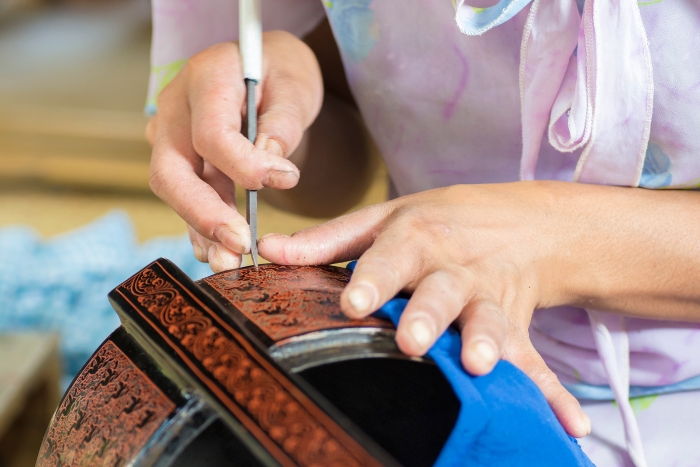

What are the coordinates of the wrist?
(527, 181, 603, 310)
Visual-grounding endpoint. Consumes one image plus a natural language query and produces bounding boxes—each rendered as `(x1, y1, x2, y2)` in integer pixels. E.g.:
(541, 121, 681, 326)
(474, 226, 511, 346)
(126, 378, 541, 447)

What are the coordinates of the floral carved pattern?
(203, 264, 390, 341)
(116, 263, 380, 467)
(37, 340, 175, 467)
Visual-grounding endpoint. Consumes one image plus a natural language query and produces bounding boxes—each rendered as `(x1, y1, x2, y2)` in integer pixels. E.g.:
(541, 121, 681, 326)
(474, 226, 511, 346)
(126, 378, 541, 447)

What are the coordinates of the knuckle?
(390, 204, 422, 227)
(491, 308, 509, 330)
(375, 256, 405, 287)
(148, 166, 169, 199)
(192, 215, 222, 241)
(157, 77, 179, 104)
(392, 206, 452, 241)
(188, 43, 229, 69)
(440, 266, 472, 290)
(191, 121, 222, 155)
(527, 366, 551, 387)
(540, 375, 565, 398)
(190, 134, 207, 158)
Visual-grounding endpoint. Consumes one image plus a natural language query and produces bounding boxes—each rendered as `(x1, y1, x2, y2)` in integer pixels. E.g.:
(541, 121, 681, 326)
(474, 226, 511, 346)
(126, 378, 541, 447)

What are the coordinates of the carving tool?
(240, 0, 262, 267)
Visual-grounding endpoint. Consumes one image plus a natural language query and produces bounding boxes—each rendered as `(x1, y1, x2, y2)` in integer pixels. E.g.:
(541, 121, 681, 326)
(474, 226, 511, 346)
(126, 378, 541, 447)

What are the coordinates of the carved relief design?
(116, 263, 380, 467)
(37, 340, 175, 467)
(203, 264, 390, 341)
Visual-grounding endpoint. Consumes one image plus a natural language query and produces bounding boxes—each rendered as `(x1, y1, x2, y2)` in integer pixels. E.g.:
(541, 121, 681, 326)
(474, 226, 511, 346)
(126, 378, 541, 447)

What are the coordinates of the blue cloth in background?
(0, 211, 211, 388)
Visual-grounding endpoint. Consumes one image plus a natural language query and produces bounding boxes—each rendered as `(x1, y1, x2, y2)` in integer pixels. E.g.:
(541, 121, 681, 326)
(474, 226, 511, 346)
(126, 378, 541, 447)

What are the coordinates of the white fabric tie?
(587, 310, 648, 467)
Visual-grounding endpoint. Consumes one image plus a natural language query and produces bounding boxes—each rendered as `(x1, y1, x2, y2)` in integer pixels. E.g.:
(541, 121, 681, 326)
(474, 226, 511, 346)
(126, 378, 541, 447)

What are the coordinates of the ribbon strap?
(587, 310, 648, 467)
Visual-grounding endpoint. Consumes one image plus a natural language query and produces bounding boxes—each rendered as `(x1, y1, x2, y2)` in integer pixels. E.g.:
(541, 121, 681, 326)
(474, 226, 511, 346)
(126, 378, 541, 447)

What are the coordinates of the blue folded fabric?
(0, 211, 211, 388)
(373, 298, 595, 466)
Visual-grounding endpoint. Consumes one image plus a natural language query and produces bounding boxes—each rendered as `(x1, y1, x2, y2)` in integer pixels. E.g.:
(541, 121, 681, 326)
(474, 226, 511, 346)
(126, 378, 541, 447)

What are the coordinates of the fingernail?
(193, 244, 206, 263)
(347, 283, 376, 315)
(581, 413, 592, 436)
(409, 318, 433, 350)
(220, 246, 238, 269)
(472, 340, 498, 366)
(214, 224, 249, 255)
(208, 244, 240, 273)
(262, 169, 299, 188)
(259, 233, 284, 241)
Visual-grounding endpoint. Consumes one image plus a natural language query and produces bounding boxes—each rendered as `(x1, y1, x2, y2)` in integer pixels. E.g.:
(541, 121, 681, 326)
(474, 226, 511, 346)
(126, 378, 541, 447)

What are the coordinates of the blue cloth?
(342, 253, 593, 465)
(373, 299, 594, 466)
(0, 211, 211, 388)
(347, 261, 592, 465)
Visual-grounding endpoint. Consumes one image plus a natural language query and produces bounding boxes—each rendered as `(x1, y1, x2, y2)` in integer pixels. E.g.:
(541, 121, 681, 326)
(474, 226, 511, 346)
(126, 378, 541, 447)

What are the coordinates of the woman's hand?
(259, 179, 700, 436)
(147, 31, 323, 272)
(259, 181, 595, 437)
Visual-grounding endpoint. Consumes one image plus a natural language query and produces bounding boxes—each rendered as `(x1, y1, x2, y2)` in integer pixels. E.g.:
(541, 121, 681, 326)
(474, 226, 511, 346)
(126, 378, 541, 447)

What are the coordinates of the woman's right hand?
(147, 31, 324, 272)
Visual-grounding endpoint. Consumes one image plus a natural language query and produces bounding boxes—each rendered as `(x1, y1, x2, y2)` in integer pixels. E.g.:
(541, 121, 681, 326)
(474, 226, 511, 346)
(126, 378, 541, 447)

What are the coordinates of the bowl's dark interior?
(300, 358, 460, 467)
(171, 358, 460, 466)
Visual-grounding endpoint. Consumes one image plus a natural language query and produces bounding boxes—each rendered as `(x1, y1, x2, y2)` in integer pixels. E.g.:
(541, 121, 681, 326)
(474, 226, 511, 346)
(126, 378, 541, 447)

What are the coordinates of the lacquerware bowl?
(35, 259, 460, 467)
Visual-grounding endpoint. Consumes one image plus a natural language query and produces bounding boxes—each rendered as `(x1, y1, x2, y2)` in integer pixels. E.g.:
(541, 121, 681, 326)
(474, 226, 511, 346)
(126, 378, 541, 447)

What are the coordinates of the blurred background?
(0, 0, 386, 465)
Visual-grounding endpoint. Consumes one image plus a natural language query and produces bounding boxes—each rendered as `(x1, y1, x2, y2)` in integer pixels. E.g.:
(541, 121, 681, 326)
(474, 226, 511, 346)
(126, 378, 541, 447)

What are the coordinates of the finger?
(258, 201, 397, 265)
(191, 162, 243, 272)
(188, 226, 241, 272)
(188, 226, 212, 263)
(150, 78, 251, 255)
(200, 161, 236, 208)
(255, 31, 323, 160)
(187, 43, 300, 190)
(341, 222, 427, 319)
(505, 340, 591, 438)
(208, 243, 242, 273)
(457, 297, 508, 375)
(151, 138, 251, 255)
(395, 268, 474, 356)
(146, 114, 157, 146)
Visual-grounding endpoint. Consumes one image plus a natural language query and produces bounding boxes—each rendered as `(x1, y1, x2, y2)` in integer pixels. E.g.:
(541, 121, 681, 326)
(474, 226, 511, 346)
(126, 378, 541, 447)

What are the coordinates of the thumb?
(254, 77, 318, 163)
(258, 201, 396, 265)
(254, 31, 324, 161)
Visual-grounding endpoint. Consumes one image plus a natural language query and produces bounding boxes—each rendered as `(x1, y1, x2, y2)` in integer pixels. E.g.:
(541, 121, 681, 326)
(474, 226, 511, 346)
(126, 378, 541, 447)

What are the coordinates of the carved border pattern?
(203, 264, 390, 341)
(37, 340, 175, 467)
(116, 263, 380, 467)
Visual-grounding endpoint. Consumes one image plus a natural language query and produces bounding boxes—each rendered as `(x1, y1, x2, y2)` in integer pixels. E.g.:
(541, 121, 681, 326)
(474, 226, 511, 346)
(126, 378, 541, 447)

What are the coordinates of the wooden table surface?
(0, 334, 61, 467)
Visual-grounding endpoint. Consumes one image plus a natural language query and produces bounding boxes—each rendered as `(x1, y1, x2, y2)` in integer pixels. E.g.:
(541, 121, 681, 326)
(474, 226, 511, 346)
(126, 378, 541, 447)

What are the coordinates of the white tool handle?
(239, 0, 262, 82)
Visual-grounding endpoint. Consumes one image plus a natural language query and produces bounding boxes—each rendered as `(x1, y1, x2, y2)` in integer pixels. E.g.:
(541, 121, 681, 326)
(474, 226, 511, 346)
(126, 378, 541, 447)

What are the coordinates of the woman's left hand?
(259, 181, 592, 438)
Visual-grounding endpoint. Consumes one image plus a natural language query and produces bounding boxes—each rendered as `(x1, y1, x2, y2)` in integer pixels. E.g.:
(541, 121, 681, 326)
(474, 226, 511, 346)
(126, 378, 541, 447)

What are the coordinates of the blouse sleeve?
(146, 0, 326, 114)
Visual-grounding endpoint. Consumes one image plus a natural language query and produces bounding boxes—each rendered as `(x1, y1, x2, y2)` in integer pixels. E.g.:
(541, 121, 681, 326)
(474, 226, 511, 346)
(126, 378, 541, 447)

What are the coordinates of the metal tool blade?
(244, 78, 259, 267)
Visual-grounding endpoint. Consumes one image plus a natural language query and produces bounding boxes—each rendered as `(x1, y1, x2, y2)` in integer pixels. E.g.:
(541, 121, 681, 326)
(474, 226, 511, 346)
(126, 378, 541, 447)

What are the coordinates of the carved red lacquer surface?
(115, 262, 382, 467)
(203, 264, 390, 341)
(37, 340, 175, 467)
